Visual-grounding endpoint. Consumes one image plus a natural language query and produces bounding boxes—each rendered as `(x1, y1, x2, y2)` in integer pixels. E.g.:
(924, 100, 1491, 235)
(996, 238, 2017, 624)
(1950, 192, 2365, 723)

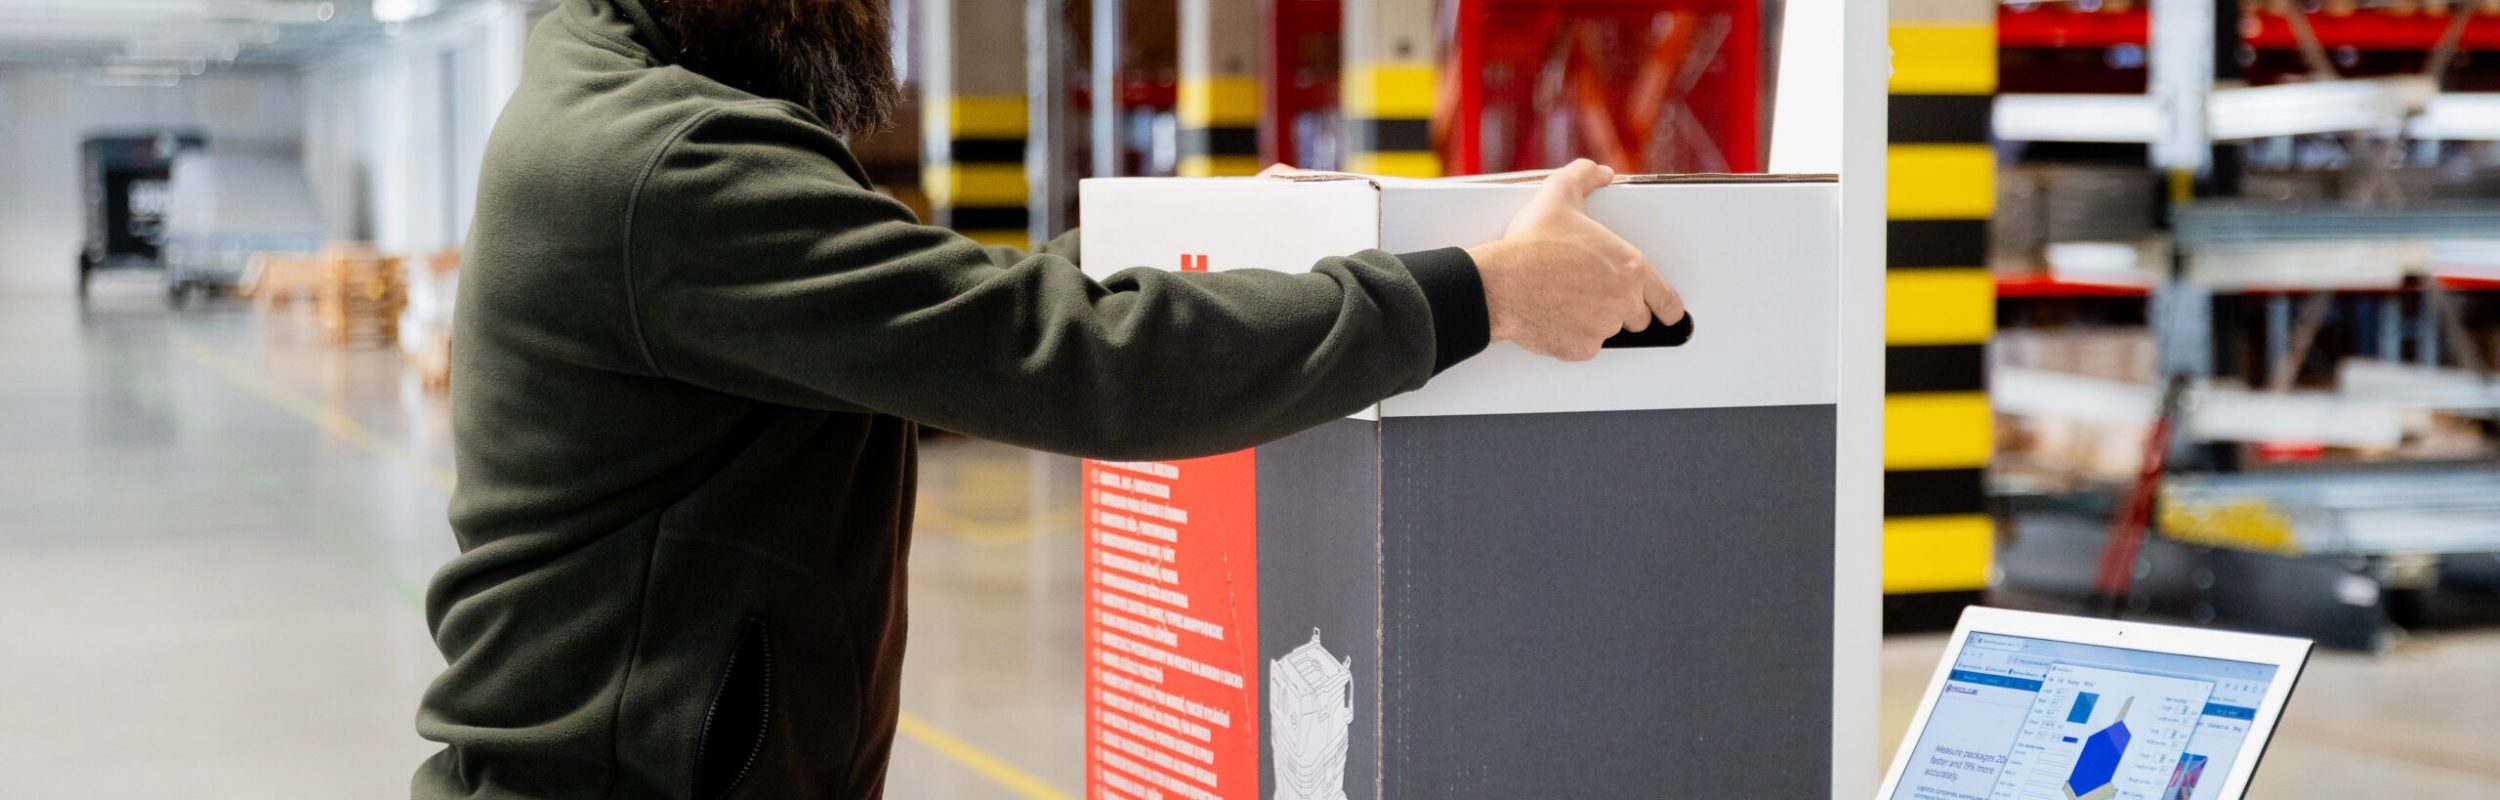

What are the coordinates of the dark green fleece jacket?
(415, 1, 1487, 798)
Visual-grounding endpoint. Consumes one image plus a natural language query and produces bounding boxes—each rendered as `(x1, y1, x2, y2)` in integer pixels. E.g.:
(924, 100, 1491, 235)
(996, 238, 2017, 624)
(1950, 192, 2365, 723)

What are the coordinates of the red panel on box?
(1082, 452, 1258, 800)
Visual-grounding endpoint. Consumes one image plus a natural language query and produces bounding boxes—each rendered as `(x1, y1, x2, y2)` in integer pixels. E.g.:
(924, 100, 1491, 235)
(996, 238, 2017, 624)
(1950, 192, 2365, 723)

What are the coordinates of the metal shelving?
(1988, 0, 2500, 648)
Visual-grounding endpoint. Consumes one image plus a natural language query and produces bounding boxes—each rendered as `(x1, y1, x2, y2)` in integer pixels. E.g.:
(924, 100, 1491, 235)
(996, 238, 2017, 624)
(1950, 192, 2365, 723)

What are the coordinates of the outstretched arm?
(628, 105, 1675, 459)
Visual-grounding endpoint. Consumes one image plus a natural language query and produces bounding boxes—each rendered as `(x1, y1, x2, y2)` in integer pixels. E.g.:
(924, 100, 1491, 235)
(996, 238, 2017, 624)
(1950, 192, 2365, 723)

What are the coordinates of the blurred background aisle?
(0, 285, 1088, 798)
(6, 0, 2500, 798)
(7, 283, 2498, 797)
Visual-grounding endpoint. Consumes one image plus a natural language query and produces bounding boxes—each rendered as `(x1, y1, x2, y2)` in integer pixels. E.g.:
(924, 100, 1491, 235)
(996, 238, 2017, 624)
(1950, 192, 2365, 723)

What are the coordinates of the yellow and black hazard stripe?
(924, 95, 1029, 248)
(1343, 61, 1439, 178)
(1883, 21, 1995, 596)
(1180, 75, 1261, 177)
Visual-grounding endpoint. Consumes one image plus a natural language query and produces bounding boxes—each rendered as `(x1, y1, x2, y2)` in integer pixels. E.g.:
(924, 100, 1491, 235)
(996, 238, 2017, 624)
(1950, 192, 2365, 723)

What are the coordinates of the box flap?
(1446, 171, 1838, 185)
(1375, 180, 1842, 416)
(1617, 172, 1838, 184)
(1081, 175, 1844, 418)
(1262, 170, 1839, 186)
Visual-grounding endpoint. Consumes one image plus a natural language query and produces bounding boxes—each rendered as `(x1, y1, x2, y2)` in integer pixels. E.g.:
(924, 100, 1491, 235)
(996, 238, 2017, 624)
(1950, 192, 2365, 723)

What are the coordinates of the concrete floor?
(3, 279, 2497, 799)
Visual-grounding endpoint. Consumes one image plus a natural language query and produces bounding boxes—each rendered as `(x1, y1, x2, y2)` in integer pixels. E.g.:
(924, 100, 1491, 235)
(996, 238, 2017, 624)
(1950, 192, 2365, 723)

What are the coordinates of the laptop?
(1877, 607, 2313, 800)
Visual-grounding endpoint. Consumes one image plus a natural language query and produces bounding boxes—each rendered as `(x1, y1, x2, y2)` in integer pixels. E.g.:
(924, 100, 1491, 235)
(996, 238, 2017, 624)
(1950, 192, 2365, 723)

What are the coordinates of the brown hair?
(654, 0, 900, 137)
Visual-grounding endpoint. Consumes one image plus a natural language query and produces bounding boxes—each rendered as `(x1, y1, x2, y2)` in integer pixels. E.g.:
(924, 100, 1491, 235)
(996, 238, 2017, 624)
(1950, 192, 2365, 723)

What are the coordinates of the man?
(416, 0, 1682, 797)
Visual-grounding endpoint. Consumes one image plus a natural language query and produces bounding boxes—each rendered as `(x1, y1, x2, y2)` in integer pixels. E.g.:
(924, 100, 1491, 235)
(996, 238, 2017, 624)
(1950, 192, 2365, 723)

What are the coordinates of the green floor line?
(86, 337, 431, 606)
(115, 330, 1074, 800)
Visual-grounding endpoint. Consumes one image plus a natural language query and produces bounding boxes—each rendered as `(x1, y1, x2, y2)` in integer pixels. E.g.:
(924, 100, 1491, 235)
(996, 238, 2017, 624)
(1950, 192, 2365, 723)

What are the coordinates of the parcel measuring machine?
(1074, 171, 1876, 799)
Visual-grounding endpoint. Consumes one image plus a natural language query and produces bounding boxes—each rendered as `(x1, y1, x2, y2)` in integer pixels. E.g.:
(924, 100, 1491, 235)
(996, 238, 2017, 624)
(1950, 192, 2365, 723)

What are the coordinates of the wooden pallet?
(313, 249, 406, 347)
(402, 247, 460, 392)
(238, 253, 329, 310)
(407, 331, 452, 393)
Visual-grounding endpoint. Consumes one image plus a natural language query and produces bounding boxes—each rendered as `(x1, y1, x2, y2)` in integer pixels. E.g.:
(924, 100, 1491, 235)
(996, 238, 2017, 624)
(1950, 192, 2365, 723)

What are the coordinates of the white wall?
(0, 67, 303, 294)
(0, 1, 531, 297)
(300, 0, 530, 254)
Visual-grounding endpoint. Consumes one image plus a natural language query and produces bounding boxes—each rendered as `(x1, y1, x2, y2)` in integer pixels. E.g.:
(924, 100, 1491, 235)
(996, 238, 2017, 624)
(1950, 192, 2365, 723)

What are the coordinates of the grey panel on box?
(1258, 418, 1385, 800)
(1378, 405, 1836, 799)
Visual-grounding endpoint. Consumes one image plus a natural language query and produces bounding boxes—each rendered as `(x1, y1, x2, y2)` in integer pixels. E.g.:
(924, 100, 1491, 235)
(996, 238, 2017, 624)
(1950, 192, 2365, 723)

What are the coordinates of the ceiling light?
(103, 62, 185, 79)
(92, 74, 183, 88)
(371, 0, 441, 25)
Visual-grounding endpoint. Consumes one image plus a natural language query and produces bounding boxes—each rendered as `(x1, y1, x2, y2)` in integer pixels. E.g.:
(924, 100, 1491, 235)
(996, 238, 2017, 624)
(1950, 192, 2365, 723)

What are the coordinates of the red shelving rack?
(1446, 0, 1761, 175)
(2001, 6, 2500, 57)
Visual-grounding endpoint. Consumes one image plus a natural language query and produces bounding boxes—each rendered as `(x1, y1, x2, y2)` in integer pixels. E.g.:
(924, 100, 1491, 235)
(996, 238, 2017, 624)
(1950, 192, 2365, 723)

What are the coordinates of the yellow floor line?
(896, 713, 1076, 800)
(170, 331, 1076, 800)
(170, 334, 459, 490)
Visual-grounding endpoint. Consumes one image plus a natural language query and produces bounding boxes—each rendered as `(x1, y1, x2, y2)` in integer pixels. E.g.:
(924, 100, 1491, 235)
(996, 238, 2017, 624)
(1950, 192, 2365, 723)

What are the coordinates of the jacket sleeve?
(978, 227, 1082, 270)
(625, 103, 1488, 460)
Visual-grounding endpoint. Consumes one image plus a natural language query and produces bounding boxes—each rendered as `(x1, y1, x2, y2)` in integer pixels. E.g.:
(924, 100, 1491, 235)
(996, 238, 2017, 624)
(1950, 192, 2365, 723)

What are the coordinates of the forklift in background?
(78, 133, 205, 301)
(78, 134, 205, 302)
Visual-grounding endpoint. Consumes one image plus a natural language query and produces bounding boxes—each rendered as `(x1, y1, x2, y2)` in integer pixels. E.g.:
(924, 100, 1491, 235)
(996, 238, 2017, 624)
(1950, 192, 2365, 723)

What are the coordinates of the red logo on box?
(1179, 253, 1211, 272)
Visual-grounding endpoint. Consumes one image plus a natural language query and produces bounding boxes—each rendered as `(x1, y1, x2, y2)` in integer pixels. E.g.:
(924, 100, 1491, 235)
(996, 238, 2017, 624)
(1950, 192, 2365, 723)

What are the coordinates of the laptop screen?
(1890, 632, 2283, 800)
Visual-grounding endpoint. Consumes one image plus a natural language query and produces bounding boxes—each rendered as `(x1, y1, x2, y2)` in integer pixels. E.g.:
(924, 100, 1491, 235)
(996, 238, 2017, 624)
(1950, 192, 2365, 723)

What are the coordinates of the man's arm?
(627, 105, 1478, 459)
(628, 104, 1671, 460)
(972, 227, 1082, 271)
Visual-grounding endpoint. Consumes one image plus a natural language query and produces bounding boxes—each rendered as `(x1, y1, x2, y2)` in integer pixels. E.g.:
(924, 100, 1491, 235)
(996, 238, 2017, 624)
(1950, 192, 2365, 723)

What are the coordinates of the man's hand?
(1465, 159, 1685, 362)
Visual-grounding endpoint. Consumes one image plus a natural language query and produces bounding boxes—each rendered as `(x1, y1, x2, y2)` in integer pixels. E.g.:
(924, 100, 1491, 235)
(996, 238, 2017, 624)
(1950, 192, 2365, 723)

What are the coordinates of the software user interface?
(1890, 632, 2280, 800)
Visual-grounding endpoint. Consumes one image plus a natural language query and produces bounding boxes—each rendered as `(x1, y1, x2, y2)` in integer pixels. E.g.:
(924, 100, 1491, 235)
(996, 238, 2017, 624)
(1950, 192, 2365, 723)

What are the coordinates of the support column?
(1341, 0, 1439, 177)
(1027, 0, 1075, 241)
(1883, 0, 1997, 596)
(1177, 0, 1262, 176)
(922, 0, 1031, 247)
(480, 0, 528, 113)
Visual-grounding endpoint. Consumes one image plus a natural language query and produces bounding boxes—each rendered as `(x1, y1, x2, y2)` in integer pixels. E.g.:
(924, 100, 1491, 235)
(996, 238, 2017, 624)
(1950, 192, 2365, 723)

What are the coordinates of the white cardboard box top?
(1079, 175, 1841, 418)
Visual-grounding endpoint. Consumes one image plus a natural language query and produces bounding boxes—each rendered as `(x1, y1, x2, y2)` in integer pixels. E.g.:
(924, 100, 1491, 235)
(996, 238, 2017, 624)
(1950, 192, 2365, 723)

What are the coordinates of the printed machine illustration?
(1270, 629, 1353, 800)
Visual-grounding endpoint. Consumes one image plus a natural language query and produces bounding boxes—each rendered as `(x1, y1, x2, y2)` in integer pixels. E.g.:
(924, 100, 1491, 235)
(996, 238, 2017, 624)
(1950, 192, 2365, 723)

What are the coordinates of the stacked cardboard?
(1992, 329, 2160, 487)
(400, 248, 461, 392)
(311, 246, 406, 347)
(238, 252, 331, 310)
(1993, 164, 2160, 280)
(1995, 328, 2159, 384)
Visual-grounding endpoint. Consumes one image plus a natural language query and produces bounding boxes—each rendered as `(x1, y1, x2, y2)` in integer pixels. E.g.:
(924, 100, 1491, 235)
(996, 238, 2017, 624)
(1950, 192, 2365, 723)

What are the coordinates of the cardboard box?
(400, 248, 461, 392)
(1994, 329, 2158, 384)
(1076, 173, 1855, 799)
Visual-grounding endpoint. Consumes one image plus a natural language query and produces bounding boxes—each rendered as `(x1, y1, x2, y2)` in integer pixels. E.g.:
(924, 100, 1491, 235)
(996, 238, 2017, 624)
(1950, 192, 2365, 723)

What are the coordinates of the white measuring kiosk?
(1880, 608, 2313, 800)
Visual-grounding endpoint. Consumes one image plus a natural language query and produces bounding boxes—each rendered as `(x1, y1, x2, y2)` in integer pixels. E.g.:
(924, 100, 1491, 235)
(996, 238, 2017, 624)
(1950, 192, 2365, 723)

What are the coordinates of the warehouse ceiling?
(0, 0, 510, 80)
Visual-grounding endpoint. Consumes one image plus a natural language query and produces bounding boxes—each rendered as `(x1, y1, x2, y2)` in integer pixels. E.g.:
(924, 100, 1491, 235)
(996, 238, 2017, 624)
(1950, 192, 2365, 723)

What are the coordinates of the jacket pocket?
(693, 612, 773, 800)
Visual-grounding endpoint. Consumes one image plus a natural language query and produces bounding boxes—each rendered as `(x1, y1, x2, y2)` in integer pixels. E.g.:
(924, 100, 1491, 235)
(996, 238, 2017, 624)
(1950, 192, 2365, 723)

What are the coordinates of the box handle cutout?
(1601, 312, 1694, 349)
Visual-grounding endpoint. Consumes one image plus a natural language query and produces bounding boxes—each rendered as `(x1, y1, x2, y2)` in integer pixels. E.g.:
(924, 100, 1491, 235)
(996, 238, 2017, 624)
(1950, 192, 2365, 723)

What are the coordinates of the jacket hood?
(588, 0, 679, 63)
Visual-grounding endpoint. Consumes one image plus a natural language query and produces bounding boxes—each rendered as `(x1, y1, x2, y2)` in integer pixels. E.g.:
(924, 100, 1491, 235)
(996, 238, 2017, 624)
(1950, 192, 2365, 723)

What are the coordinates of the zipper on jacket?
(693, 612, 772, 800)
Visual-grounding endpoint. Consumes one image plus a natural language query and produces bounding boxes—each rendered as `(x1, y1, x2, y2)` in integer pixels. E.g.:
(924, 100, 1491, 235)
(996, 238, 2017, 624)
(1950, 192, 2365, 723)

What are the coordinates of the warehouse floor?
(5, 283, 2498, 799)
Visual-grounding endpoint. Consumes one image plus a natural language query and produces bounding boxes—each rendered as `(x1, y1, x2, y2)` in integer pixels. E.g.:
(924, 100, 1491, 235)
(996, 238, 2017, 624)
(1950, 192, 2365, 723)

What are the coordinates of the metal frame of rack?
(1991, 0, 2500, 649)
